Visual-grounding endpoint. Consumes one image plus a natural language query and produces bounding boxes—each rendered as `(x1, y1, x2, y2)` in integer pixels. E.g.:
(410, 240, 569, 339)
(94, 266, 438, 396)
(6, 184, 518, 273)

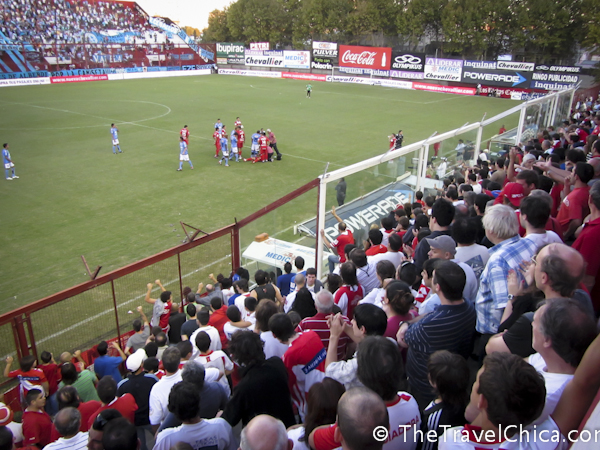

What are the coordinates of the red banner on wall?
(339, 45, 391, 70)
(412, 82, 475, 96)
(282, 72, 327, 82)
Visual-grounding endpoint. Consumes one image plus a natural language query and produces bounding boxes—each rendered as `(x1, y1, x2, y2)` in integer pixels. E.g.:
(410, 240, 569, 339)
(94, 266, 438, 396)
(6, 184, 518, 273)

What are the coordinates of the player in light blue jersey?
(177, 137, 193, 171)
(110, 124, 122, 154)
(219, 136, 229, 167)
(2, 143, 17, 180)
(215, 118, 223, 130)
(230, 132, 239, 162)
(251, 131, 260, 158)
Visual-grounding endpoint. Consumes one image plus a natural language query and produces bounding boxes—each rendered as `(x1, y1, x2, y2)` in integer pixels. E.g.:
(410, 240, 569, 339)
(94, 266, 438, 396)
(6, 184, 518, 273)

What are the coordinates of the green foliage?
(200, 0, 593, 60)
(201, 9, 232, 42)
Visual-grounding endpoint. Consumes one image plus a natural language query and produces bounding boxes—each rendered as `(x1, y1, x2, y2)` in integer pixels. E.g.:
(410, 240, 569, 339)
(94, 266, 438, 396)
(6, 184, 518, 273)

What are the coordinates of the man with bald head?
(573, 181, 600, 312)
(44, 407, 88, 450)
(308, 387, 389, 450)
(296, 290, 350, 361)
(486, 243, 593, 357)
(284, 273, 314, 313)
(239, 415, 292, 450)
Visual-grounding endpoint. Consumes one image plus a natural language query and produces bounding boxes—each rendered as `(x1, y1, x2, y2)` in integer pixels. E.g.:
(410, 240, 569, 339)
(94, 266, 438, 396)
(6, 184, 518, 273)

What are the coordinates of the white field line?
(3, 225, 303, 356)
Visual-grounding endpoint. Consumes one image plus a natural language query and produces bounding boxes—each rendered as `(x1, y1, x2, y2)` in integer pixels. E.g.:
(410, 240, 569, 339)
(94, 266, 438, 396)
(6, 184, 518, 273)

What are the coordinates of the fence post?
(316, 177, 327, 279)
(110, 280, 122, 346)
(177, 253, 183, 307)
(231, 223, 240, 272)
(11, 315, 30, 360)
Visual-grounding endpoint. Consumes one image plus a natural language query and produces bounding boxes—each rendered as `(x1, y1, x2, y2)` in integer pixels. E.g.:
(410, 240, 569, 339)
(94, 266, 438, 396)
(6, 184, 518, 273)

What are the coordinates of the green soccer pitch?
(0, 74, 515, 314)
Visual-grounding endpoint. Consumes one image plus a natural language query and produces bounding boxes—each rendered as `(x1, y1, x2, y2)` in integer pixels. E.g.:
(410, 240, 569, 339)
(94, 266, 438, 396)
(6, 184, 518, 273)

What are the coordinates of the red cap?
(501, 182, 525, 207)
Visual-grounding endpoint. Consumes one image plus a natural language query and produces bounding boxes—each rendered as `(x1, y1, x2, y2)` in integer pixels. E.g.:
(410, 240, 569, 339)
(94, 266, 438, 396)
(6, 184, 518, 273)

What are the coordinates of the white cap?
(126, 348, 147, 372)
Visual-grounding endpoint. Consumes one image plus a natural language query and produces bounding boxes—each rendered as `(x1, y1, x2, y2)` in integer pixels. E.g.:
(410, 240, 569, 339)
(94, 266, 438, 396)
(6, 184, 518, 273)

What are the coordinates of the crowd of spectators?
(1, 107, 600, 450)
(1, 0, 156, 45)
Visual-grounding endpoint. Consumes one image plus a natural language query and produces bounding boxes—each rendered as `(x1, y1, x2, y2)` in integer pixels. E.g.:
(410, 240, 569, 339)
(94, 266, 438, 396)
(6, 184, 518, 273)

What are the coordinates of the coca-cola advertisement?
(339, 45, 391, 70)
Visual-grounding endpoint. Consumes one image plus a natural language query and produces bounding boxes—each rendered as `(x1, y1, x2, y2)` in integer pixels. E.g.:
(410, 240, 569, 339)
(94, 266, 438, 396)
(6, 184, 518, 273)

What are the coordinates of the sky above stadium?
(136, 0, 233, 31)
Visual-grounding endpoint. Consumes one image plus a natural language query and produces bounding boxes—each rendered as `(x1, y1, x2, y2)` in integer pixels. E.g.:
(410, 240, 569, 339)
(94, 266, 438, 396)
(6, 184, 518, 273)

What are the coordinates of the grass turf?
(0, 74, 517, 360)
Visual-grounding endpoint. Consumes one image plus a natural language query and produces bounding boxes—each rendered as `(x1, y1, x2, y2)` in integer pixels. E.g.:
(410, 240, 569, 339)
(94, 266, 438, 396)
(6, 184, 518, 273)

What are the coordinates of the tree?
(201, 9, 232, 43)
(403, 0, 448, 45)
(227, 0, 287, 45)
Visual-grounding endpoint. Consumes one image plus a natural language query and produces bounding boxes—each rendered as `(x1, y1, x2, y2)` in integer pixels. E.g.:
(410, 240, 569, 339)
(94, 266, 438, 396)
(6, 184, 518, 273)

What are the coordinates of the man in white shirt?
(44, 407, 88, 450)
(149, 347, 183, 433)
(520, 193, 563, 250)
(527, 298, 597, 426)
(190, 308, 222, 359)
(349, 249, 379, 295)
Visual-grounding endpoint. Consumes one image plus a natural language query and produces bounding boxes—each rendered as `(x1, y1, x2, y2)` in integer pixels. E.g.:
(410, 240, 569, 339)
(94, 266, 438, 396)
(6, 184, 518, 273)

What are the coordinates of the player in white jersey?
(110, 124, 122, 154)
(177, 137, 193, 171)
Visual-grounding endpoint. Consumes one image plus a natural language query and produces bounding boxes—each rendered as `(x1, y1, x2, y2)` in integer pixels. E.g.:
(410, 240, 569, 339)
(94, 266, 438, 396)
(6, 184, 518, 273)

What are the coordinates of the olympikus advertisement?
(216, 42, 245, 65)
(461, 62, 532, 88)
(244, 50, 284, 67)
(283, 51, 310, 69)
(339, 45, 391, 70)
(390, 52, 425, 79)
(534, 64, 581, 74)
(424, 58, 463, 81)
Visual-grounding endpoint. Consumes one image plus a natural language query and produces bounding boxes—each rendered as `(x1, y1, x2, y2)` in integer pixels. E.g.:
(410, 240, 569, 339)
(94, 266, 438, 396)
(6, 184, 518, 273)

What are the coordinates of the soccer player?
(234, 117, 242, 127)
(237, 126, 245, 158)
(258, 132, 269, 163)
(250, 130, 260, 159)
(110, 124, 122, 154)
(177, 137, 193, 171)
(215, 119, 223, 131)
(213, 126, 221, 158)
(306, 84, 312, 98)
(219, 135, 230, 167)
(2, 143, 17, 180)
(231, 130, 239, 163)
(180, 125, 189, 145)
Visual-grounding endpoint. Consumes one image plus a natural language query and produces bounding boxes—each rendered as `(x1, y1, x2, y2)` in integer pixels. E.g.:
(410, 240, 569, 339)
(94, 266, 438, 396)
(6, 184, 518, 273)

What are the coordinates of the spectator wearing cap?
(557, 162, 594, 241)
(116, 349, 157, 450)
(494, 182, 525, 209)
(0, 404, 22, 446)
(413, 198, 455, 272)
(425, 235, 478, 304)
(475, 205, 537, 355)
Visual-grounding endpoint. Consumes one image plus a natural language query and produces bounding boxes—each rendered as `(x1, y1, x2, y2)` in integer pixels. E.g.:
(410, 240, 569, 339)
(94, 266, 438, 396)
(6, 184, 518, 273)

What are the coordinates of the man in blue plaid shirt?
(475, 205, 537, 340)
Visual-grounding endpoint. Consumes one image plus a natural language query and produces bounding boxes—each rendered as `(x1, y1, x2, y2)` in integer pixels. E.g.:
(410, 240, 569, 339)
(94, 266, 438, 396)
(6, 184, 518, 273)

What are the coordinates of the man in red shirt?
(320, 206, 354, 274)
(296, 290, 350, 361)
(556, 162, 594, 241)
(236, 126, 245, 158)
(271, 314, 326, 421)
(88, 376, 138, 429)
(180, 125, 189, 145)
(365, 229, 387, 256)
(572, 182, 600, 312)
(258, 132, 269, 163)
(208, 297, 230, 349)
(4, 354, 49, 404)
(213, 127, 221, 158)
(22, 388, 53, 448)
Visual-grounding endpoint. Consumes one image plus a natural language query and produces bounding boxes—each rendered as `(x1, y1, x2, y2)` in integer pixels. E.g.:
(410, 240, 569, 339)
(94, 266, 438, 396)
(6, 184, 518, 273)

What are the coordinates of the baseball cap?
(425, 235, 457, 256)
(0, 406, 13, 426)
(522, 153, 536, 163)
(501, 182, 525, 207)
(126, 348, 147, 372)
(267, 129, 271, 132)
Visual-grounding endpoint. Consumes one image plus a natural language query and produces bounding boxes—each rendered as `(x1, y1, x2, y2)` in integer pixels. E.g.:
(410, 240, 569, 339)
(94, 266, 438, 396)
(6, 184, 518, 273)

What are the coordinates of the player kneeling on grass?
(177, 137, 193, 171)
(219, 135, 230, 167)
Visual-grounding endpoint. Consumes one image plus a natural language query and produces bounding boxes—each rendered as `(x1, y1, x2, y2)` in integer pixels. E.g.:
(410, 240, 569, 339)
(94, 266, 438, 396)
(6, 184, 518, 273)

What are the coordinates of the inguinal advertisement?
(424, 58, 463, 81)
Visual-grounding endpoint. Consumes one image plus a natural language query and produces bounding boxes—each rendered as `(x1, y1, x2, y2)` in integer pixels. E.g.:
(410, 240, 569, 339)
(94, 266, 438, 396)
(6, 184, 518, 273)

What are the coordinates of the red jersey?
(282, 331, 326, 418)
(213, 130, 221, 148)
(330, 230, 354, 263)
(334, 284, 364, 319)
(238, 129, 245, 144)
(208, 305, 230, 348)
(8, 368, 47, 400)
(556, 186, 591, 234)
(38, 363, 60, 396)
(234, 120, 242, 127)
(23, 410, 53, 448)
(365, 244, 387, 256)
(88, 394, 138, 429)
(259, 136, 269, 149)
(296, 313, 351, 361)
(573, 217, 600, 310)
(180, 128, 189, 141)
(159, 300, 172, 333)
(389, 136, 396, 150)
